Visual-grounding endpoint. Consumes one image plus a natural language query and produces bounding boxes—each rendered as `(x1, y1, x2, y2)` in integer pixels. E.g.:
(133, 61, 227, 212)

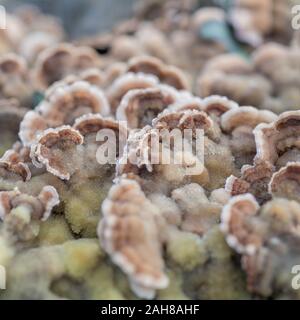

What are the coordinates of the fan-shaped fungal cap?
(221, 106, 277, 133)
(98, 178, 168, 298)
(192, 7, 225, 31)
(0, 99, 27, 149)
(19, 31, 59, 64)
(73, 113, 128, 149)
(20, 81, 110, 146)
(0, 150, 31, 182)
(107, 72, 159, 112)
(253, 42, 288, 74)
(167, 93, 203, 113)
(253, 111, 300, 165)
(0, 53, 32, 104)
(41, 80, 110, 125)
(225, 162, 274, 201)
(153, 109, 216, 140)
(268, 162, 300, 201)
(127, 56, 188, 90)
(117, 126, 158, 175)
(220, 193, 261, 255)
(202, 95, 239, 117)
(0, 185, 59, 221)
(0, 53, 27, 76)
(116, 88, 173, 129)
(19, 111, 48, 147)
(33, 43, 100, 90)
(31, 126, 84, 180)
(201, 54, 252, 74)
(0, 189, 20, 220)
(37, 185, 60, 221)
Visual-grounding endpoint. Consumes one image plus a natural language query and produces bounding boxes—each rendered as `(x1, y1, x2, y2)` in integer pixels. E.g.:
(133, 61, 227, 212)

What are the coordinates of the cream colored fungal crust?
(253, 111, 300, 165)
(31, 125, 84, 180)
(99, 178, 168, 299)
(220, 193, 261, 255)
(127, 55, 188, 90)
(221, 106, 277, 133)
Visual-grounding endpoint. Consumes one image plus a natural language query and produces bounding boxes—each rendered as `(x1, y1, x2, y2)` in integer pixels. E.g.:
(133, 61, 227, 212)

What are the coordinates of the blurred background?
(0, 0, 138, 38)
(0, 0, 232, 38)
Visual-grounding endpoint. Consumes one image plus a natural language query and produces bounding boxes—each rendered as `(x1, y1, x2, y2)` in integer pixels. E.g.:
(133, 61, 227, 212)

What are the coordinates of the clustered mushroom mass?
(0, 0, 299, 299)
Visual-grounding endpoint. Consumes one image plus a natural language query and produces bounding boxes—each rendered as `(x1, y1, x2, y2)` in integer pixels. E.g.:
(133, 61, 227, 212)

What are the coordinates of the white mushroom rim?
(96, 122, 205, 176)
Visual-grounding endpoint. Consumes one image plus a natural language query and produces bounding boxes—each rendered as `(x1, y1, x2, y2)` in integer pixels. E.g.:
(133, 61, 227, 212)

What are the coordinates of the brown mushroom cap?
(20, 80, 110, 146)
(33, 43, 101, 90)
(221, 106, 277, 133)
(225, 162, 274, 203)
(127, 55, 188, 90)
(0, 53, 32, 104)
(116, 87, 173, 129)
(19, 111, 48, 147)
(153, 109, 216, 140)
(31, 126, 84, 180)
(98, 178, 168, 298)
(253, 111, 300, 166)
(0, 149, 31, 182)
(220, 193, 261, 255)
(107, 72, 159, 112)
(203, 95, 239, 118)
(268, 162, 300, 202)
(73, 113, 128, 155)
(0, 185, 59, 221)
(40, 80, 110, 125)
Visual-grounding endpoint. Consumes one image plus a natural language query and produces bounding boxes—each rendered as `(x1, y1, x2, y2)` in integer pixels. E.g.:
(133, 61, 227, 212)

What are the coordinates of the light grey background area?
(0, 0, 139, 38)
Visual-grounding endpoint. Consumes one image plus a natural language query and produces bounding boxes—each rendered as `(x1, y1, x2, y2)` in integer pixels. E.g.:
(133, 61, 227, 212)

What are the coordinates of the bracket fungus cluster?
(0, 0, 299, 300)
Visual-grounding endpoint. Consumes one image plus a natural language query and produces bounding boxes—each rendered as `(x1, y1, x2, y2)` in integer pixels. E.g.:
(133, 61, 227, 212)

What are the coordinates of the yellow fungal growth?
(37, 216, 74, 246)
(166, 230, 207, 271)
(64, 180, 111, 237)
